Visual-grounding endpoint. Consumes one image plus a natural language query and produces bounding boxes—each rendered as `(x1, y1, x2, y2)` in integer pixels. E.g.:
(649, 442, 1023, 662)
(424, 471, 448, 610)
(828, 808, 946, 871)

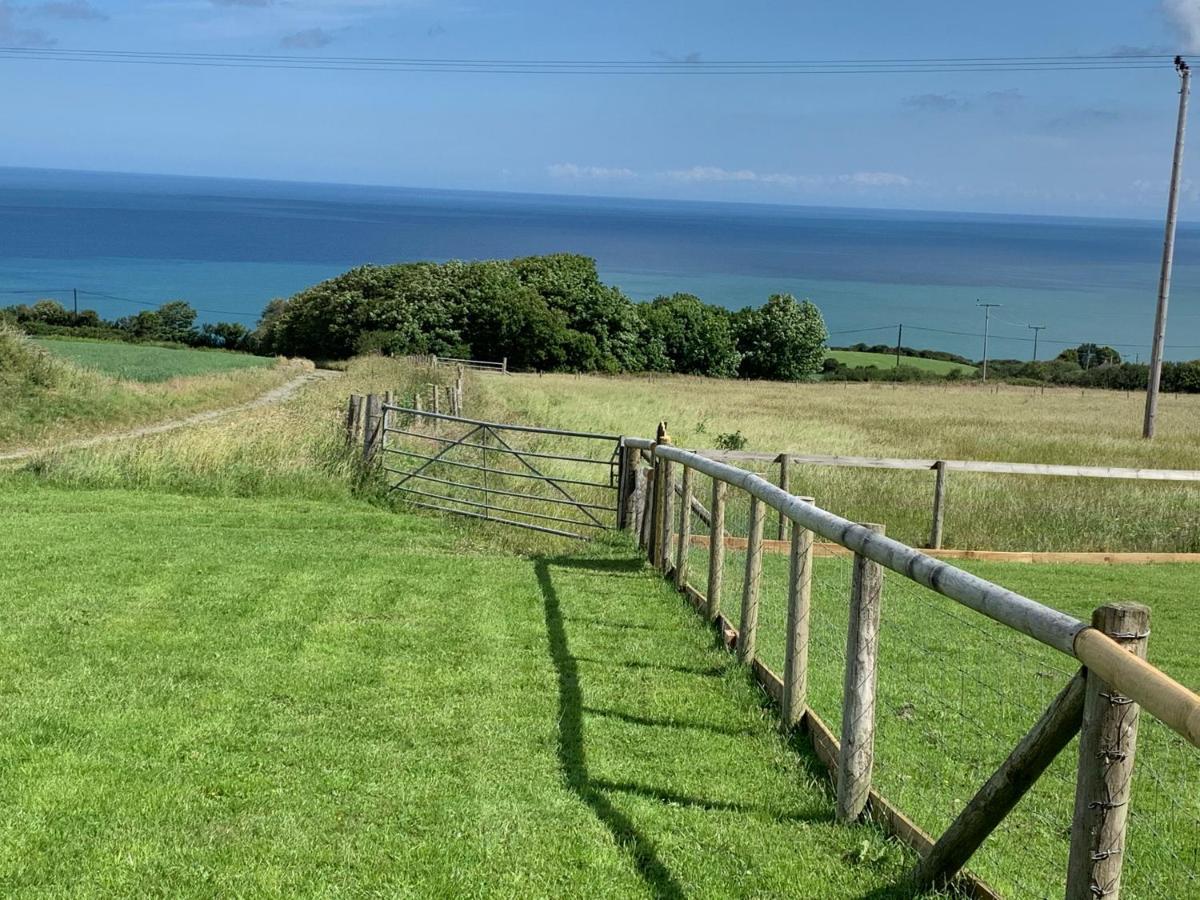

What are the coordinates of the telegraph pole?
(979, 301, 998, 381)
(72, 288, 77, 316)
(895, 323, 903, 368)
(1028, 324, 1045, 362)
(1144, 56, 1191, 439)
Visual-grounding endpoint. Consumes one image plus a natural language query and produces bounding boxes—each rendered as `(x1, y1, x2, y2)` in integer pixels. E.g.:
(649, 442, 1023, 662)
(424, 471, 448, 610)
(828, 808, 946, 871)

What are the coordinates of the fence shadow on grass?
(535, 555, 686, 900)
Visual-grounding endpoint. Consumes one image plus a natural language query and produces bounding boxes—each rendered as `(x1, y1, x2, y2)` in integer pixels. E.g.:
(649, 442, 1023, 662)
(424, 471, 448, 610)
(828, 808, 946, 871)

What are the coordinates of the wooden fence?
(696, 448, 1200, 549)
(620, 424, 1200, 899)
(431, 353, 508, 375)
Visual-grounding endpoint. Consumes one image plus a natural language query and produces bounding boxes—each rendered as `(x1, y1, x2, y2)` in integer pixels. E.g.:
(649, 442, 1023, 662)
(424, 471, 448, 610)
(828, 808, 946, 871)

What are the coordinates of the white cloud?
(547, 163, 636, 180)
(0, 1, 54, 46)
(1163, 0, 1200, 51)
(281, 27, 334, 48)
(665, 165, 912, 190)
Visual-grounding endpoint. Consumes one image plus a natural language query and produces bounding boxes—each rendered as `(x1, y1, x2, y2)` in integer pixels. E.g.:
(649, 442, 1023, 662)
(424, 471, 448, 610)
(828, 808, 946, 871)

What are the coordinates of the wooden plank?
(674, 465, 694, 589)
(698, 448, 1200, 482)
(737, 496, 765, 665)
(782, 525, 814, 729)
(837, 523, 885, 823)
(689, 534, 1200, 565)
(777, 453, 790, 541)
(706, 480, 726, 622)
(914, 670, 1086, 891)
(659, 459, 675, 572)
(1067, 604, 1150, 899)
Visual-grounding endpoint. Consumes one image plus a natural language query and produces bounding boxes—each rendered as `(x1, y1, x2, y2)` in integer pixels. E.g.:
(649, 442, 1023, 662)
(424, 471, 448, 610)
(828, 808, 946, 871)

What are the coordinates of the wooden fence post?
(414, 392, 423, 426)
(777, 454, 791, 541)
(837, 522, 886, 823)
(639, 467, 655, 554)
(930, 461, 947, 549)
(502, 356, 508, 374)
(782, 502, 815, 729)
(737, 496, 766, 665)
(363, 393, 382, 464)
(346, 394, 362, 445)
(455, 364, 465, 415)
(674, 465, 694, 589)
(654, 423, 674, 572)
(706, 479, 726, 622)
(1066, 602, 1150, 900)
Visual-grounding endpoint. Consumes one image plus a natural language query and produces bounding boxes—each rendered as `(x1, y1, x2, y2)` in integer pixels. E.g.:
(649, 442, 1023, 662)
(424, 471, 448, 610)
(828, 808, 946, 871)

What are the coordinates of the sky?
(4, 1, 1200, 217)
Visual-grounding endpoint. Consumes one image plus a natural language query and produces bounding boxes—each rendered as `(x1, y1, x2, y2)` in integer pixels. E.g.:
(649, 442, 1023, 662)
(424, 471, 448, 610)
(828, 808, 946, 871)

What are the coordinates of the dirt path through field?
(0, 368, 341, 463)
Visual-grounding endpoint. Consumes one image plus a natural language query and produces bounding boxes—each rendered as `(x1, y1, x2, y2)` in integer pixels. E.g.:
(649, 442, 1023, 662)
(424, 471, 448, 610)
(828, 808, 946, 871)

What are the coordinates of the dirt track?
(0, 368, 340, 463)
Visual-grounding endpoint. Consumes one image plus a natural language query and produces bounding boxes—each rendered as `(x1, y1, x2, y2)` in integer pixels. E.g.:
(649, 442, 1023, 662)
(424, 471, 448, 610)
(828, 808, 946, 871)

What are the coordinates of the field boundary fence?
(620, 423, 1199, 899)
(702, 448, 1200, 550)
(431, 353, 508, 375)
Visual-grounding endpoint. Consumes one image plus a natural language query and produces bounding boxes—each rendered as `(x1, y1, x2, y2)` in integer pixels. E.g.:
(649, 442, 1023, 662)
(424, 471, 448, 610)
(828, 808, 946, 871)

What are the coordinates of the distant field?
(33, 337, 272, 382)
(827, 349, 977, 374)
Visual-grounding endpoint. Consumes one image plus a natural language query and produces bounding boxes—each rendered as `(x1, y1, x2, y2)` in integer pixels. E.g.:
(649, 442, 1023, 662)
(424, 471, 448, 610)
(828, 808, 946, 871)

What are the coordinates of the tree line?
(254, 254, 830, 380)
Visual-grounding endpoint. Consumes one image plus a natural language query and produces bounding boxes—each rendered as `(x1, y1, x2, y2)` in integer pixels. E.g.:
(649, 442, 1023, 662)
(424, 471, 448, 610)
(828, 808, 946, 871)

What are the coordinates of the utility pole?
(1144, 56, 1191, 439)
(895, 323, 903, 368)
(72, 288, 77, 316)
(977, 300, 1001, 381)
(1028, 324, 1046, 362)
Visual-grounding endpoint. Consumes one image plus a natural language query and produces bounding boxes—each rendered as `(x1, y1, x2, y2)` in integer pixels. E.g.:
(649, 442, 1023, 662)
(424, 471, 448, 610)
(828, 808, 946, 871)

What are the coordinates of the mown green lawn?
(826, 350, 977, 375)
(33, 337, 272, 382)
(0, 485, 930, 898)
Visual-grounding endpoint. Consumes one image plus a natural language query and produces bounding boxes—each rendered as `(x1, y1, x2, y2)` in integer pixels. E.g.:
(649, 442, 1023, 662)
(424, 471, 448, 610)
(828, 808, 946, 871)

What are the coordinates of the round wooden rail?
(635, 438, 1200, 749)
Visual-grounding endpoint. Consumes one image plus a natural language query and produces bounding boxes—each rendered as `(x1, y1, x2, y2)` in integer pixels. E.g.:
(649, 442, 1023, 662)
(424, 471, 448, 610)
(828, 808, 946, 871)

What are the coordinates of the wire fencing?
(628, 429, 1200, 899)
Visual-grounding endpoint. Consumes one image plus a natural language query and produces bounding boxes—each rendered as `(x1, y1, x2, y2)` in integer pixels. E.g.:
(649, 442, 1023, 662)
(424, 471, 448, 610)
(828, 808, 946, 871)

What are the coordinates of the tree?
(29, 299, 72, 326)
(155, 301, 199, 344)
(636, 294, 741, 377)
(1058, 343, 1120, 368)
(734, 294, 828, 381)
(200, 321, 250, 350)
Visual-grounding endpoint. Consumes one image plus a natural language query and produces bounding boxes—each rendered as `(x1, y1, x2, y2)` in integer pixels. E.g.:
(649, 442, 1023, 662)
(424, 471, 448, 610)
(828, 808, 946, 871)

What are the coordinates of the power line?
(0, 287, 258, 321)
(0, 47, 1175, 76)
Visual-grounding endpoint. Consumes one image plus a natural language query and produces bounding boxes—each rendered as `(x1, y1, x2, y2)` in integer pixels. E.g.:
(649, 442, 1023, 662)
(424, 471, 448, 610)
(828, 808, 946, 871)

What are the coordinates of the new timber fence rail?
(622, 425, 1199, 899)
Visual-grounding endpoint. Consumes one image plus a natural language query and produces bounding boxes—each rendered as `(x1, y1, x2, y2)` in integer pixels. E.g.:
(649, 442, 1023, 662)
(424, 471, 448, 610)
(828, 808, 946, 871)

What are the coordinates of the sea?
(3, 166, 1200, 362)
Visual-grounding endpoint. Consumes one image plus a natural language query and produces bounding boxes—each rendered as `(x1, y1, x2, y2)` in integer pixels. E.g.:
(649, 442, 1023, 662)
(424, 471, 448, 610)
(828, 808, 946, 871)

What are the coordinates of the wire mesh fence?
(632, 442, 1200, 899)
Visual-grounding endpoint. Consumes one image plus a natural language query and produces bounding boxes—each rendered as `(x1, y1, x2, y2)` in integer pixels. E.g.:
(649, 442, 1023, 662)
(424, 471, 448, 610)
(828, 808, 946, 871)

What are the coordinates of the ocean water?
(2, 166, 1199, 361)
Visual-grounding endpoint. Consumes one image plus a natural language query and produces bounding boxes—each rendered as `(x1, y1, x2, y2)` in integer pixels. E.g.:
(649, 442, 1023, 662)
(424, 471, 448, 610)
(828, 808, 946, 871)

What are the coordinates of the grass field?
(1, 326, 299, 452)
(826, 350, 977, 375)
(0, 485, 930, 898)
(4, 355, 1196, 896)
(33, 337, 274, 382)
(470, 371, 1200, 552)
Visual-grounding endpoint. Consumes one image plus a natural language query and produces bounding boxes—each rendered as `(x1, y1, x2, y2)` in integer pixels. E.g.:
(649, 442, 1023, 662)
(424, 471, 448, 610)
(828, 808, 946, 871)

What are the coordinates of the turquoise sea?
(2, 167, 1199, 361)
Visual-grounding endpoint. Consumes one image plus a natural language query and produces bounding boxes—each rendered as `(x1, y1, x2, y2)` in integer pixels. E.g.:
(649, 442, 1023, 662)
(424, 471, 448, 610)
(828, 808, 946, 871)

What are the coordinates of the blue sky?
(4, 1, 1200, 217)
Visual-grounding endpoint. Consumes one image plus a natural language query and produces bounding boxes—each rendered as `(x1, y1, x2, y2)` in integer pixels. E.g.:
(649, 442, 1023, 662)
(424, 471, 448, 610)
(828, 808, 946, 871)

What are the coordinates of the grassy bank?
(0, 325, 301, 452)
(33, 336, 274, 382)
(0, 485, 926, 897)
(468, 372, 1200, 552)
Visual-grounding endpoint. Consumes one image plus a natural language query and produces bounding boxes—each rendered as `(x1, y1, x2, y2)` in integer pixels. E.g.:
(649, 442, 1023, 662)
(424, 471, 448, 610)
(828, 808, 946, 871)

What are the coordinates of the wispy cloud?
(652, 49, 703, 64)
(32, 0, 107, 21)
(547, 163, 637, 180)
(1045, 107, 1124, 130)
(281, 27, 333, 48)
(0, 1, 54, 46)
(1163, 0, 1200, 52)
(904, 93, 967, 113)
(665, 165, 912, 189)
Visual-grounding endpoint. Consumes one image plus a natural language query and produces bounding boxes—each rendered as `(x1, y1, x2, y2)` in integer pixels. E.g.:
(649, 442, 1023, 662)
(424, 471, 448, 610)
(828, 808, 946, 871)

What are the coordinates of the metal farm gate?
(379, 404, 626, 539)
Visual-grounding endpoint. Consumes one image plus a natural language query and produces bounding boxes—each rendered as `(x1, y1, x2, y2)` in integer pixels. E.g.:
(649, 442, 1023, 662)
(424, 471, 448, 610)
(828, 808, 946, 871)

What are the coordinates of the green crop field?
(826, 350, 977, 375)
(33, 337, 273, 382)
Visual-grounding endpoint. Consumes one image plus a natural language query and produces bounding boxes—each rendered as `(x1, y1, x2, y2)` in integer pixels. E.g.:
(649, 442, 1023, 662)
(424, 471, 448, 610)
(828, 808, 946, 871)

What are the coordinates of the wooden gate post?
(777, 454, 791, 541)
(706, 479, 726, 622)
(346, 394, 362, 445)
(653, 423, 674, 572)
(455, 364, 465, 415)
(639, 467, 655, 554)
(837, 522, 886, 822)
(737, 496, 766, 665)
(1066, 603, 1150, 900)
(618, 442, 639, 531)
(674, 465, 694, 589)
(414, 391, 424, 426)
(363, 393, 382, 464)
(782, 500, 815, 729)
(929, 461, 947, 549)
